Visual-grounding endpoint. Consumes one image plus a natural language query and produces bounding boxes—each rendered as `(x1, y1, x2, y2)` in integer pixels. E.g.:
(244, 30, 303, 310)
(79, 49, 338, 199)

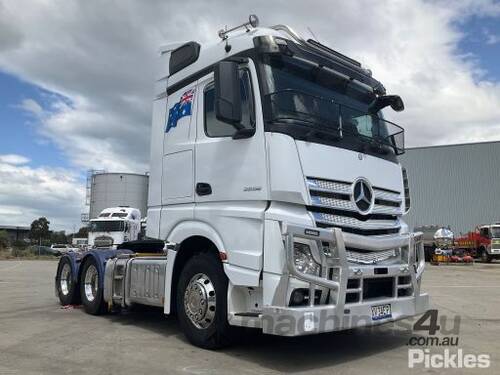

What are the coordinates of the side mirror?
(369, 95, 405, 113)
(389, 95, 405, 112)
(214, 61, 242, 124)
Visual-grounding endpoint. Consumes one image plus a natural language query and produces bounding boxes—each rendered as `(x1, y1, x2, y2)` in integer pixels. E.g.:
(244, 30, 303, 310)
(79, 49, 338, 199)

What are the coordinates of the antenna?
(307, 26, 319, 42)
(218, 14, 260, 40)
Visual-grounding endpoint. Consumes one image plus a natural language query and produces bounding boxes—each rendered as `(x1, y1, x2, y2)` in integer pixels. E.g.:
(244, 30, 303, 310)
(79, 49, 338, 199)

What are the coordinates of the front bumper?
(262, 224, 429, 336)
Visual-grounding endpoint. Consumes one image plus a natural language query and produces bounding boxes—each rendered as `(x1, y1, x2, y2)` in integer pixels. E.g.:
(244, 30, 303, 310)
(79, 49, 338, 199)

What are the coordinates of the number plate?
(371, 304, 392, 321)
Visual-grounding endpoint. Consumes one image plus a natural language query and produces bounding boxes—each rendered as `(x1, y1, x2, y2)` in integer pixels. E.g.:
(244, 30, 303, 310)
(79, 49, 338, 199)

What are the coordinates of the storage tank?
(89, 172, 149, 219)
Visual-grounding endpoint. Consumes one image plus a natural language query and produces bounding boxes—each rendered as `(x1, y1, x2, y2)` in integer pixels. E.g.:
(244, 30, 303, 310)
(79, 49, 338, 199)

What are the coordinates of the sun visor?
(169, 42, 201, 76)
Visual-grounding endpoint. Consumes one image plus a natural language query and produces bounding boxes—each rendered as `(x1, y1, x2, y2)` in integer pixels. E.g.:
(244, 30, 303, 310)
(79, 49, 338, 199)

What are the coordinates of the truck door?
(194, 62, 267, 203)
(194, 61, 267, 277)
(159, 82, 198, 238)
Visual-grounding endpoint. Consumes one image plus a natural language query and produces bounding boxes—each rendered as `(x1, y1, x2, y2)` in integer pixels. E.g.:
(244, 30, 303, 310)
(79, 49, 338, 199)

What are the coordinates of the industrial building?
(400, 140, 500, 235)
(82, 171, 149, 221)
(0, 225, 30, 243)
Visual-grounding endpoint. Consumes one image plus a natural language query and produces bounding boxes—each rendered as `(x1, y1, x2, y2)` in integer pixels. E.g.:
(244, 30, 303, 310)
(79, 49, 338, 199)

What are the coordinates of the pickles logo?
(407, 310, 491, 369)
(409, 349, 490, 369)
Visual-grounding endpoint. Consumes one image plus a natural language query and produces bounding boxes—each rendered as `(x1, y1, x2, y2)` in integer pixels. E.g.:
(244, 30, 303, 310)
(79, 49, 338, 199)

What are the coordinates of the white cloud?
(0, 0, 500, 227)
(0, 154, 30, 165)
(484, 29, 500, 45)
(18, 98, 43, 116)
(0, 157, 85, 232)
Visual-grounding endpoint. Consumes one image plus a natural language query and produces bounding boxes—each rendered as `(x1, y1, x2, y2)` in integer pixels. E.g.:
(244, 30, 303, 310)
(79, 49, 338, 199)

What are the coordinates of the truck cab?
(55, 16, 428, 349)
(477, 224, 500, 262)
(88, 207, 141, 248)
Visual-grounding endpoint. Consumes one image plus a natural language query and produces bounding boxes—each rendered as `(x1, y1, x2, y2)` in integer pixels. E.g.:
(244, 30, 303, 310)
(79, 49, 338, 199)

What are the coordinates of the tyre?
(480, 248, 492, 263)
(56, 256, 80, 305)
(176, 252, 233, 349)
(80, 257, 106, 315)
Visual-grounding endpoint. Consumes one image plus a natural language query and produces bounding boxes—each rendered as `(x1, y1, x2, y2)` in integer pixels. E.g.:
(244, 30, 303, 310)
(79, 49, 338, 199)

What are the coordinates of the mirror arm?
(223, 56, 249, 64)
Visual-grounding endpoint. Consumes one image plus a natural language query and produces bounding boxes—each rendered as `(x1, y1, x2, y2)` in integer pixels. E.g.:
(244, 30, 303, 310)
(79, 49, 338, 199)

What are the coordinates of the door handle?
(196, 182, 212, 196)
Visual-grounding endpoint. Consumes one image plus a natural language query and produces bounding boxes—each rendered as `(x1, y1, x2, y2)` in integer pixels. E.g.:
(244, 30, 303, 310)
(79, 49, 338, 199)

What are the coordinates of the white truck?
(55, 16, 429, 349)
(88, 207, 141, 247)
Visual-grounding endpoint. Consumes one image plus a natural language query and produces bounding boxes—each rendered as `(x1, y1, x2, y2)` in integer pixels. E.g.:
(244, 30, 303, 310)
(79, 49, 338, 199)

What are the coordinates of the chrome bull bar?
(282, 224, 425, 308)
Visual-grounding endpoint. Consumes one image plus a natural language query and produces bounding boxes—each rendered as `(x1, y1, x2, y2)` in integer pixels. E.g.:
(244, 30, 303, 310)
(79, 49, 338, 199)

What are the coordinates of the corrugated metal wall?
(400, 141, 500, 234)
(89, 173, 149, 219)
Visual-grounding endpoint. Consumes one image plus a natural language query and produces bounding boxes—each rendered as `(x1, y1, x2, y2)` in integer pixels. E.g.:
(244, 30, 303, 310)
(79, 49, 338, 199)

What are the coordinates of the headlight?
(293, 242, 321, 276)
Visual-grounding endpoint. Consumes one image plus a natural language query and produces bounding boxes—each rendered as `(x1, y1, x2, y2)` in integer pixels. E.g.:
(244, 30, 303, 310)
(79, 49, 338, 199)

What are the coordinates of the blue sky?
(0, 72, 71, 169)
(457, 15, 500, 82)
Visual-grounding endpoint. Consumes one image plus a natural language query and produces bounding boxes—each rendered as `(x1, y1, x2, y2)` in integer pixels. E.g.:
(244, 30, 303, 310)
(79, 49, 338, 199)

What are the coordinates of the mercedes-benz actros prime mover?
(55, 16, 429, 349)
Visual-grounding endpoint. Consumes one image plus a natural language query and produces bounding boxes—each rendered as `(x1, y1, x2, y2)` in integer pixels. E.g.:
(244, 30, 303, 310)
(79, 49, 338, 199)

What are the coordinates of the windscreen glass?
(90, 221, 124, 232)
(259, 54, 404, 159)
(491, 227, 500, 238)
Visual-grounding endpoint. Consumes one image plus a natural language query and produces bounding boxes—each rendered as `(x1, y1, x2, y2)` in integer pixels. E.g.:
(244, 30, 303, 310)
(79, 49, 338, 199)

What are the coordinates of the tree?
(0, 230, 10, 251)
(50, 230, 67, 245)
(76, 226, 89, 238)
(30, 217, 50, 244)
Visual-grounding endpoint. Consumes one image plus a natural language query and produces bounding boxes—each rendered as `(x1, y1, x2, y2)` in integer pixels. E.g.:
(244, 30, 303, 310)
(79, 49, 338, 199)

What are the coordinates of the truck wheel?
(176, 252, 233, 349)
(80, 257, 106, 315)
(56, 257, 80, 305)
(481, 249, 492, 263)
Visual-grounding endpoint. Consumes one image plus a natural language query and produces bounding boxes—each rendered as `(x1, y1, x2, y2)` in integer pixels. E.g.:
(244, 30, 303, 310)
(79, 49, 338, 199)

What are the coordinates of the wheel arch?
(168, 233, 223, 315)
(167, 221, 226, 255)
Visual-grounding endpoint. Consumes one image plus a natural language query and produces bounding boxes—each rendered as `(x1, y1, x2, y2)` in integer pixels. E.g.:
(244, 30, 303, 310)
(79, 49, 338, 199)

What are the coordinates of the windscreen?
(260, 54, 404, 159)
(90, 221, 124, 232)
(491, 227, 500, 238)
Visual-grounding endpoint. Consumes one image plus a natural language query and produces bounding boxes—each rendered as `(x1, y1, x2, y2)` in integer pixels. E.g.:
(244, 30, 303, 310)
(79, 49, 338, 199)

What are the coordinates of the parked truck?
(87, 207, 142, 248)
(455, 224, 500, 263)
(55, 16, 429, 349)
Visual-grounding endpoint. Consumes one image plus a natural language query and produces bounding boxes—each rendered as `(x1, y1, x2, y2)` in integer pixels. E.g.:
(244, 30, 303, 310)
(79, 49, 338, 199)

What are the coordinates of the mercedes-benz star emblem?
(353, 179, 373, 214)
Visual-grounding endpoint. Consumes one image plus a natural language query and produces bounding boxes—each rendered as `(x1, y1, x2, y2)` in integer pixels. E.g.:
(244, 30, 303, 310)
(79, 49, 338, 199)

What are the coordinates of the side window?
(204, 69, 255, 138)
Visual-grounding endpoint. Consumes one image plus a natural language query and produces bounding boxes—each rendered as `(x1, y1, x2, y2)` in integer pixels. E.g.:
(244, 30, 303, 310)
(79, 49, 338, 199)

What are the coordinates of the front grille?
(94, 236, 114, 247)
(346, 248, 398, 264)
(306, 177, 402, 235)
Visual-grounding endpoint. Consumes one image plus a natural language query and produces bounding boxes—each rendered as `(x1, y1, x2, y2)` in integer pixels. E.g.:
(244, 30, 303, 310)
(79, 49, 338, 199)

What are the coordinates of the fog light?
(289, 288, 322, 306)
(293, 242, 320, 276)
(290, 289, 306, 306)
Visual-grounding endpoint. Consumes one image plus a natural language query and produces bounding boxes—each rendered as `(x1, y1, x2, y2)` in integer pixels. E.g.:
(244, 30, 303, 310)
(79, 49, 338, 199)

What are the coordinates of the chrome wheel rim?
(60, 263, 71, 296)
(84, 264, 98, 302)
(184, 273, 216, 329)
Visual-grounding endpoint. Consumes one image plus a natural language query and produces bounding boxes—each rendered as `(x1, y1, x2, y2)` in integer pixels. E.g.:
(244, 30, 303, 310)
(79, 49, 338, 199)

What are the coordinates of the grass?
(0, 247, 58, 261)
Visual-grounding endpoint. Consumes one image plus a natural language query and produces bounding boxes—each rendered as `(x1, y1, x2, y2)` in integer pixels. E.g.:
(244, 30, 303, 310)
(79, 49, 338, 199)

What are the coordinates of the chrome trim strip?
(312, 212, 400, 230)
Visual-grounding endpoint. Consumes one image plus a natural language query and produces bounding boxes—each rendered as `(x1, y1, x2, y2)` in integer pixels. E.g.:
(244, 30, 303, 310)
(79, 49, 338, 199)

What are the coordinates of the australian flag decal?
(166, 89, 195, 133)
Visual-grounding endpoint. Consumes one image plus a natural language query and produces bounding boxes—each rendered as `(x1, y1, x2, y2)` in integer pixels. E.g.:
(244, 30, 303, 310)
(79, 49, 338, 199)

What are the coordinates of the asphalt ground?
(0, 260, 499, 374)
